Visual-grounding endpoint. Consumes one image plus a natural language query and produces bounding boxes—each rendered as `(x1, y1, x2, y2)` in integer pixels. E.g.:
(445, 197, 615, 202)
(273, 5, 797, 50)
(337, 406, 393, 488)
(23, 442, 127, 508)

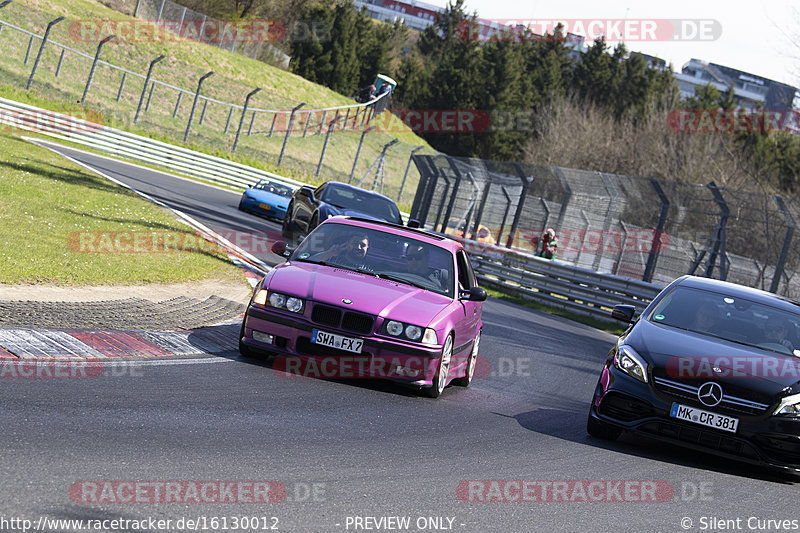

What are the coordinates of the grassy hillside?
(0, 133, 245, 285)
(0, 0, 435, 209)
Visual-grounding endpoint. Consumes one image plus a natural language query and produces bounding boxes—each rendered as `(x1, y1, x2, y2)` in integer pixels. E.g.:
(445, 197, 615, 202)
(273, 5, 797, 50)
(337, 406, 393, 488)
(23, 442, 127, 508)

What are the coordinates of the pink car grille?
(311, 304, 374, 335)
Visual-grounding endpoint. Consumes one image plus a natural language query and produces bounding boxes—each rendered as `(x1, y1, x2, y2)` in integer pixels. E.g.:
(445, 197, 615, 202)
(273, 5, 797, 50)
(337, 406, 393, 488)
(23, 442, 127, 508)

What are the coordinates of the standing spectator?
(535, 228, 558, 260)
(375, 82, 392, 98)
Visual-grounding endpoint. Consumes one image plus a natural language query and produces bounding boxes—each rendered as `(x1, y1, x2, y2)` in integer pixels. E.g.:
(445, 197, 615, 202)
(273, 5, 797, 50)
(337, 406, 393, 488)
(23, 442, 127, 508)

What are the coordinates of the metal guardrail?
(455, 238, 665, 322)
(0, 96, 303, 192)
(1, 95, 666, 320)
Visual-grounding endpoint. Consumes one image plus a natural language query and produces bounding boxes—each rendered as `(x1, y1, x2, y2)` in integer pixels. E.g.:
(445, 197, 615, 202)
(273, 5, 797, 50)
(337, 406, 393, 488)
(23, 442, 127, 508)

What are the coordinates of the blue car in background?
(238, 179, 296, 221)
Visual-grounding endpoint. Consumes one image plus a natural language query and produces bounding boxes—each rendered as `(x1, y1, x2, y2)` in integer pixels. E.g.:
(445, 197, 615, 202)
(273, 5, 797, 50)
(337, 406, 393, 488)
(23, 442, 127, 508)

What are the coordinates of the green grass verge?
(0, 133, 245, 285)
(484, 287, 627, 335)
(0, 0, 437, 206)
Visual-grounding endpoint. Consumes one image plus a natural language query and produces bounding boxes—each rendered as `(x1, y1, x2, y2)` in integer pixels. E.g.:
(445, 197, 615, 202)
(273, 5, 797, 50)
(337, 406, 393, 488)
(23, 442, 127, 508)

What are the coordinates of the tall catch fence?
(410, 154, 800, 298)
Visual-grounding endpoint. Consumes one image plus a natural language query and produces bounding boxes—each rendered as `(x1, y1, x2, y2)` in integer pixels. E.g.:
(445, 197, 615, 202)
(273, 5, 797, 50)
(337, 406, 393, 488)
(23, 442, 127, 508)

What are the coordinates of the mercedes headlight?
(774, 393, 800, 417)
(614, 345, 648, 383)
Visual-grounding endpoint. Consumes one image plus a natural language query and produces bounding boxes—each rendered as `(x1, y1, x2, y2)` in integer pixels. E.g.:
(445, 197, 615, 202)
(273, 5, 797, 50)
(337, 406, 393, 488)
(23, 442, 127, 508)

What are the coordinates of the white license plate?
(670, 403, 739, 433)
(258, 203, 272, 210)
(311, 329, 363, 354)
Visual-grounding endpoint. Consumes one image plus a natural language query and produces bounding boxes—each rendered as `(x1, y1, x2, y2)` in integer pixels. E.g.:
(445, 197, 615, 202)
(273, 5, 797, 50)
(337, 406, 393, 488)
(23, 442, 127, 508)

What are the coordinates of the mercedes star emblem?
(697, 382, 724, 407)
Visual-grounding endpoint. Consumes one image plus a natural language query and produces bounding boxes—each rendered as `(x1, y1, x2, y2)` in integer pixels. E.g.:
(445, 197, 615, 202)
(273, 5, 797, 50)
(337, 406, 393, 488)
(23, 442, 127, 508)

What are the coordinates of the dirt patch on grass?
(0, 278, 253, 305)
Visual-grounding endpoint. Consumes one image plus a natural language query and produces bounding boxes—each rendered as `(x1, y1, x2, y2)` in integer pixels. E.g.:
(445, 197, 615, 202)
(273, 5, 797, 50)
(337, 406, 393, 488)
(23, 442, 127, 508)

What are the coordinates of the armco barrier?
(1, 96, 666, 321)
(458, 238, 665, 322)
(0, 96, 304, 192)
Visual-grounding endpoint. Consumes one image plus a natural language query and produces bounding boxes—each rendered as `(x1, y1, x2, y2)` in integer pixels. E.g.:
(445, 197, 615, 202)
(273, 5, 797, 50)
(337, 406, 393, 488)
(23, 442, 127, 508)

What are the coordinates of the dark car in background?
(588, 275, 800, 474)
(282, 181, 403, 242)
(238, 179, 296, 221)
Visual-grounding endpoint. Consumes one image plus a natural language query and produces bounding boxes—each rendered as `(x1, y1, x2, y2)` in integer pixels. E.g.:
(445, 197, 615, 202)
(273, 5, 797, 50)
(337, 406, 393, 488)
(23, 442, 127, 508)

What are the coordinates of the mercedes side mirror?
(271, 240, 290, 258)
(611, 304, 636, 323)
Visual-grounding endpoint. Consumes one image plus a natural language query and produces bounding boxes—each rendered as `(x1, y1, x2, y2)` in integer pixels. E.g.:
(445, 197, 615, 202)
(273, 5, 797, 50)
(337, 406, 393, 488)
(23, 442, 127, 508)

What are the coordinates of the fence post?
(642, 178, 670, 283)
(496, 187, 512, 246)
(173, 92, 183, 117)
(268, 114, 277, 137)
(469, 180, 493, 240)
(224, 107, 234, 134)
(55, 49, 65, 77)
(316, 116, 340, 178)
(0, 1, 11, 37)
(247, 111, 256, 135)
(349, 126, 375, 183)
(440, 160, 463, 233)
(133, 0, 142, 17)
(26, 16, 64, 90)
(24, 35, 34, 64)
(278, 102, 306, 167)
(81, 35, 115, 105)
(504, 163, 531, 248)
(198, 99, 208, 125)
(183, 70, 214, 143)
(434, 174, 452, 231)
(341, 108, 350, 131)
(302, 111, 312, 137)
(145, 82, 156, 112)
(116, 72, 126, 102)
(233, 87, 260, 153)
(770, 196, 796, 293)
(317, 110, 327, 135)
(156, 0, 166, 22)
(398, 145, 424, 202)
(198, 15, 207, 39)
(134, 54, 165, 123)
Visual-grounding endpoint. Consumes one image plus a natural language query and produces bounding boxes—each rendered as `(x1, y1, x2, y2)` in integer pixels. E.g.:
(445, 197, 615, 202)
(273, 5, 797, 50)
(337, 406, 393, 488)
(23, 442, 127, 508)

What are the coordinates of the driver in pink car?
(315, 231, 373, 271)
(405, 244, 448, 289)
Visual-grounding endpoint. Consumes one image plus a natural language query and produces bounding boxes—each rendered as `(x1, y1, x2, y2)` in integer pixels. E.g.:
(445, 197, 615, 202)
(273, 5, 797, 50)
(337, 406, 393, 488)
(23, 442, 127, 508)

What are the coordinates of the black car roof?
(321, 181, 397, 202)
(676, 275, 800, 310)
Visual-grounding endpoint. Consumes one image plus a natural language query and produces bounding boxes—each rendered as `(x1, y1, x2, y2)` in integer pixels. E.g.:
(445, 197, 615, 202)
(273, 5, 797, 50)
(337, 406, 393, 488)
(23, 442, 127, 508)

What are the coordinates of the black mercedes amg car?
(588, 275, 800, 473)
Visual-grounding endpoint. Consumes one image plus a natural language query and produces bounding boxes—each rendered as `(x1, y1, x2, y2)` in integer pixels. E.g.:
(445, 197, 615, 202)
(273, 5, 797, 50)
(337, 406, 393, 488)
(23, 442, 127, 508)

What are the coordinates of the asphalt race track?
(1, 142, 798, 533)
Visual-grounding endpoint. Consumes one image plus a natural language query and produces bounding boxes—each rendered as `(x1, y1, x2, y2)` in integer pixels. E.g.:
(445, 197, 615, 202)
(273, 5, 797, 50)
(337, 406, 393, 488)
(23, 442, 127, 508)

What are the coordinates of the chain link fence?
(131, 0, 290, 69)
(0, 0, 434, 209)
(410, 154, 800, 297)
